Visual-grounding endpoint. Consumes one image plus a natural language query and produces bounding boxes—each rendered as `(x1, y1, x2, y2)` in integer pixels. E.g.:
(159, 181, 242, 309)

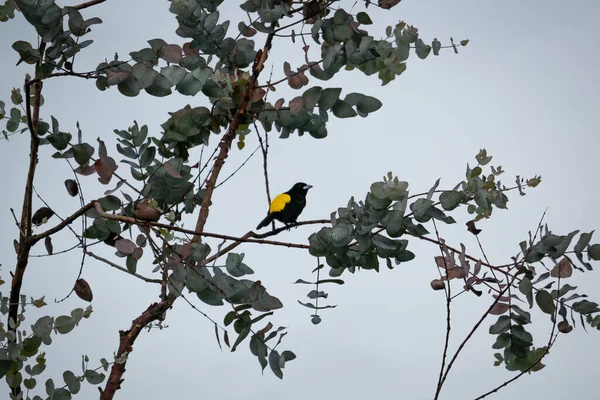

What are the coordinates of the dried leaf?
(94, 158, 116, 184)
(430, 279, 445, 291)
(558, 320, 573, 334)
(32, 207, 54, 225)
(466, 220, 481, 235)
(74, 278, 93, 302)
(378, 0, 401, 9)
(115, 238, 136, 255)
(64, 179, 78, 197)
(489, 302, 510, 315)
(551, 257, 573, 279)
(44, 236, 53, 255)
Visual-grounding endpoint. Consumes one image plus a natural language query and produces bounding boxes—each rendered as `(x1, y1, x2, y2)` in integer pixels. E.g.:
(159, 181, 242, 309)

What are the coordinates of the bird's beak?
(303, 184, 313, 190)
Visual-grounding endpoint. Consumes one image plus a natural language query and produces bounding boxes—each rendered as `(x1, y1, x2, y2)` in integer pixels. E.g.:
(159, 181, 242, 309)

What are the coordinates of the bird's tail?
(256, 214, 274, 230)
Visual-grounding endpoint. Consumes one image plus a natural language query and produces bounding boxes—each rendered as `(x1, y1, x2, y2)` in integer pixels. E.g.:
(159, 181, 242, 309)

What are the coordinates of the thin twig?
(474, 275, 559, 399)
(84, 252, 161, 284)
(71, 0, 106, 10)
(433, 222, 452, 400)
(438, 271, 519, 394)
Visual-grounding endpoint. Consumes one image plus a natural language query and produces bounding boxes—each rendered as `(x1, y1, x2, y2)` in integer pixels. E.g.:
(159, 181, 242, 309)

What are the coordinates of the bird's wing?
(269, 193, 291, 213)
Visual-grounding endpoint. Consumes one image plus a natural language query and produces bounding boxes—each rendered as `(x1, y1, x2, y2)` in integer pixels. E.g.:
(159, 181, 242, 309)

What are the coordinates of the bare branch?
(71, 0, 106, 10)
(85, 251, 161, 284)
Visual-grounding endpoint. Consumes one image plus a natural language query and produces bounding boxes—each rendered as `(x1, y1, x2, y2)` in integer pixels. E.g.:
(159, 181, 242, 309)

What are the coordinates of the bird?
(256, 182, 313, 230)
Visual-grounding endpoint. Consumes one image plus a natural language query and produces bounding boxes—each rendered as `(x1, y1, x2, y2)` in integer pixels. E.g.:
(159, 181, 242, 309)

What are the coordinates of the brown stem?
(9, 46, 46, 397)
(85, 251, 161, 283)
(192, 32, 275, 243)
(100, 29, 277, 399)
(437, 272, 519, 395)
(71, 0, 106, 10)
(100, 296, 176, 400)
(93, 201, 317, 249)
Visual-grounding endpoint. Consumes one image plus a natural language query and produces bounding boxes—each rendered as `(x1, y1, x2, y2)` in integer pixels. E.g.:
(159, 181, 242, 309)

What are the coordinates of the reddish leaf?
(489, 302, 510, 315)
(289, 96, 306, 115)
(134, 200, 161, 222)
(378, 0, 401, 9)
(158, 44, 182, 63)
(163, 161, 182, 178)
(74, 278, 93, 302)
(473, 260, 482, 275)
(288, 71, 308, 89)
(94, 158, 117, 184)
(551, 257, 573, 278)
(283, 61, 291, 77)
(274, 98, 285, 110)
(251, 88, 266, 103)
(115, 238, 136, 255)
(74, 165, 95, 176)
(466, 220, 481, 235)
(183, 42, 199, 56)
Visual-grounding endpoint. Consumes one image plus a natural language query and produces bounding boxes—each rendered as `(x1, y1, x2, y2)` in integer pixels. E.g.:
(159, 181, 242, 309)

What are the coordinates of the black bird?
(256, 182, 313, 230)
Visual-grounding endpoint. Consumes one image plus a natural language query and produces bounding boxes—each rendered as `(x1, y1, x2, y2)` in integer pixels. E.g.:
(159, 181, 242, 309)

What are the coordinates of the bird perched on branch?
(256, 182, 313, 230)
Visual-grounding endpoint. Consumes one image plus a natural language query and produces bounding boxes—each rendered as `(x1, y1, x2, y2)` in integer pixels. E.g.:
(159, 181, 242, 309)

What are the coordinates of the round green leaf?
(588, 243, 600, 260)
(535, 290, 555, 315)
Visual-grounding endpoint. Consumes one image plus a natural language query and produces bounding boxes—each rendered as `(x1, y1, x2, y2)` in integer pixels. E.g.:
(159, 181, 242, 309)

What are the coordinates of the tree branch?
(93, 201, 319, 250)
(437, 272, 519, 395)
(191, 30, 276, 243)
(71, 0, 106, 10)
(85, 251, 161, 284)
(100, 28, 277, 400)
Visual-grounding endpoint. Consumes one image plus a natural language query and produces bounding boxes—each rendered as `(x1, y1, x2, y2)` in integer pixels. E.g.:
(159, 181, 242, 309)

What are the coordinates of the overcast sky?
(1, 1, 599, 399)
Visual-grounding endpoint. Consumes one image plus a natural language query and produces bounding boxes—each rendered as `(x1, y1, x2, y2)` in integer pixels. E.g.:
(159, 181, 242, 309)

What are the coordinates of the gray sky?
(1, 1, 599, 399)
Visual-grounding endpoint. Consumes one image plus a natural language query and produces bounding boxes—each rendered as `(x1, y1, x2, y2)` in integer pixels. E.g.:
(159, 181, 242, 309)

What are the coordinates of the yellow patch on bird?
(269, 193, 291, 213)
